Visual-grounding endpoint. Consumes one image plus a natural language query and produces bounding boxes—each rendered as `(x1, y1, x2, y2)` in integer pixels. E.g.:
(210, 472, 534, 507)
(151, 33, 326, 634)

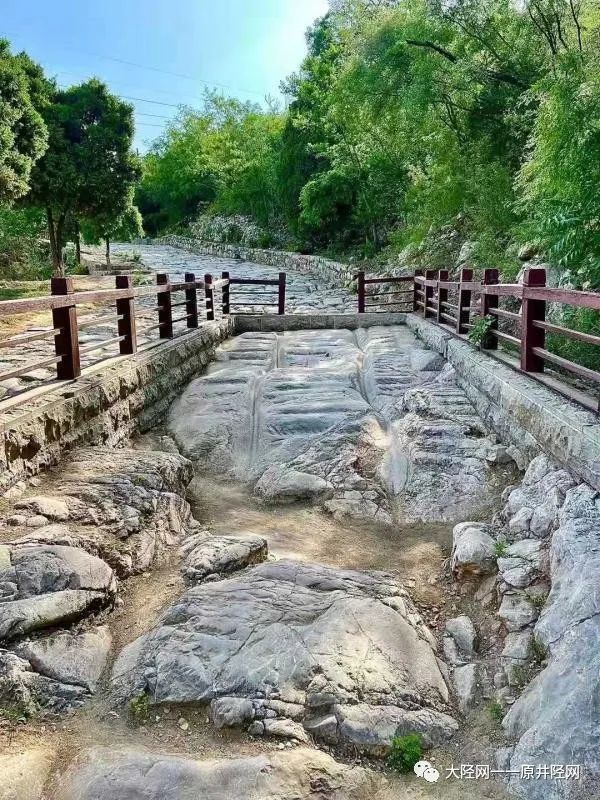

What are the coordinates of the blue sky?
(1, 0, 329, 151)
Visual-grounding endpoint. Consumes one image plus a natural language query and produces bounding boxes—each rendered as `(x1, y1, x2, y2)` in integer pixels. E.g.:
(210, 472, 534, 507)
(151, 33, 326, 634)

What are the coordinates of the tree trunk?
(75, 220, 81, 265)
(105, 237, 111, 267)
(47, 208, 65, 277)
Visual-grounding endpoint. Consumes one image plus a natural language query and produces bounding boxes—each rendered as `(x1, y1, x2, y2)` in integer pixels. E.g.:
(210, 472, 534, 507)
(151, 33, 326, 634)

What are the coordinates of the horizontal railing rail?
(411, 267, 599, 412)
(0, 271, 251, 400)
(355, 271, 414, 313)
(221, 271, 286, 315)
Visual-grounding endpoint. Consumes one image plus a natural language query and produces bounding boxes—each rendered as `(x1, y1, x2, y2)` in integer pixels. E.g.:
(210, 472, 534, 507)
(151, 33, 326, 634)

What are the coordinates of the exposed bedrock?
(168, 327, 512, 523)
(0, 445, 196, 714)
(112, 559, 457, 755)
(502, 475, 600, 800)
(55, 746, 387, 800)
(452, 454, 600, 800)
(3, 446, 194, 577)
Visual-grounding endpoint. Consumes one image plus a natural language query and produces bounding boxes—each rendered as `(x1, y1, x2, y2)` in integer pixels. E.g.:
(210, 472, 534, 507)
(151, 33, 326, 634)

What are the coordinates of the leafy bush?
(468, 316, 496, 347)
(190, 214, 272, 248)
(0, 207, 51, 280)
(387, 733, 423, 773)
(128, 692, 150, 723)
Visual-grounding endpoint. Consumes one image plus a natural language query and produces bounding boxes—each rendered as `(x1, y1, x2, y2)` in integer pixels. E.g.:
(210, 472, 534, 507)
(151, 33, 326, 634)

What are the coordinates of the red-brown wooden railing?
(224, 272, 286, 315)
(0, 272, 230, 387)
(412, 267, 600, 412)
(355, 271, 414, 313)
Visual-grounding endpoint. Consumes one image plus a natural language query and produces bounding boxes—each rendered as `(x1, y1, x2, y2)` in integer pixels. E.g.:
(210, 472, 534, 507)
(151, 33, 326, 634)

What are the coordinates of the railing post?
(51, 277, 81, 380)
(185, 272, 198, 329)
(437, 269, 448, 323)
(456, 268, 473, 334)
(204, 273, 214, 321)
(278, 272, 286, 315)
(413, 270, 423, 312)
(222, 271, 230, 316)
(482, 268, 499, 350)
(424, 269, 436, 319)
(116, 275, 137, 355)
(157, 273, 173, 339)
(521, 267, 546, 373)
(357, 271, 365, 313)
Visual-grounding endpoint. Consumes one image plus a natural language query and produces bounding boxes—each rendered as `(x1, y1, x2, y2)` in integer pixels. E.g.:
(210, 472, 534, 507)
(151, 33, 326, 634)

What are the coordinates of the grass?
(489, 702, 504, 723)
(128, 692, 151, 723)
(528, 592, 547, 611)
(387, 733, 423, 773)
(494, 539, 509, 557)
(0, 283, 49, 301)
(0, 702, 32, 722)
(530, 636, 548, 663)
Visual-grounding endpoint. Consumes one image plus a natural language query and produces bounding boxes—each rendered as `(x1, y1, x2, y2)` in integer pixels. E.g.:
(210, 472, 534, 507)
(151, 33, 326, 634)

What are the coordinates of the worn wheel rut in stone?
(6, 266, 590, 800)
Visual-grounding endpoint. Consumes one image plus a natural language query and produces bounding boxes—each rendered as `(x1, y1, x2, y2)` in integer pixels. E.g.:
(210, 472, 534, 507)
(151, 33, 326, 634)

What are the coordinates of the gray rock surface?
(168, 327, 504, 524)
(503, 483, 600, 799)
(451, 522, 496, 579)
(15, 626, 111, 692)
(180, 532, 268, 583)
(452, 664, 479, 713)
(0, 649, 89, 713)
(210, 696, 254, 729)
(2, 446, 193, 577)
(0, 544, 115, 639)
(112, 559, 456, 754)
(55, 746, 385, 800)
(444, 616, 478, 657)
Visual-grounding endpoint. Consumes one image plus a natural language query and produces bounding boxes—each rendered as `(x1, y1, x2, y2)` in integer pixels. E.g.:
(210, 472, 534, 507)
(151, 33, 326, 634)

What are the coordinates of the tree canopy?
(136, 0, 600, 289)
(0, 39, 50, 204)
(27, 79, 142, 273)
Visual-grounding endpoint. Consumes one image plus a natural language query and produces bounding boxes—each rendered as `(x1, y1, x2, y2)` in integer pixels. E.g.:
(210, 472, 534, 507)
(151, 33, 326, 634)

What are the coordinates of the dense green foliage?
(138, 94, 284, 238)
(387, 733, 423, 772)
(27, 79, 142, 273)
(138, 0, 600, 293)
(0, 40, 50, 204)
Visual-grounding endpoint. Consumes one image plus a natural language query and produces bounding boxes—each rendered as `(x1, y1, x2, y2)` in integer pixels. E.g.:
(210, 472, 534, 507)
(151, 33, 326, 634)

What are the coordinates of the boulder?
(444, 616, 478, 657)
(15, 626, 112, 692)
(452, 664, 479, 713)
(180, 532, 268, 583)
(498, 592, 538, 632)
(111, 559, 456, 754)
(210, 697, 254, 729)
(0, 544, 115, 640)
(451, 523, 496, 579)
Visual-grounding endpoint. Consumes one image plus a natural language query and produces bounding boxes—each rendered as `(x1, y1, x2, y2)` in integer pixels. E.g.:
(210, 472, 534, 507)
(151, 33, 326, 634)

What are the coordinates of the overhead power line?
(3, 27, 266, 98)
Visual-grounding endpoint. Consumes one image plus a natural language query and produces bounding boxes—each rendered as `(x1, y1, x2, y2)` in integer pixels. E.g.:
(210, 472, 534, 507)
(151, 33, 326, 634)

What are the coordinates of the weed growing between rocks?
(387, 733, 423, 773)
(128, 693, 150, 724)
(488, 702, 504, 724)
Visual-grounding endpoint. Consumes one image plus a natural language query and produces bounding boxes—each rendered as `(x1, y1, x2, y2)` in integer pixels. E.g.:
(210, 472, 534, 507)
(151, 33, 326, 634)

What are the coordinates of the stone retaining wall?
(406, 315, 600, 491)
(154, 235, 355, 286)
(0, 320, 232, 494)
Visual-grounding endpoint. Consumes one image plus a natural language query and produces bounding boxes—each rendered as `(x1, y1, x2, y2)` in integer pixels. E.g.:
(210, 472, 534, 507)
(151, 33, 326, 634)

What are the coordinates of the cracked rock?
(180, 532, 268, 583)
(54, 746, 386, 800)
(111, 559, 456, 754)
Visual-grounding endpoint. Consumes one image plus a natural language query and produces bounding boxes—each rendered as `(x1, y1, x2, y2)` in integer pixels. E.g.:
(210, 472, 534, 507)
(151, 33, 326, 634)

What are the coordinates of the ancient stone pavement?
(3, 309, 596, 799)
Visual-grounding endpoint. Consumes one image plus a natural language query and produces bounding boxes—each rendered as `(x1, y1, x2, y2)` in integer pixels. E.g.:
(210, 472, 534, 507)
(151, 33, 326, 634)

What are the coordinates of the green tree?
(0, 39, 50, 204)
(27, 79, 141, 275)
(81, 199, 143, 266)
